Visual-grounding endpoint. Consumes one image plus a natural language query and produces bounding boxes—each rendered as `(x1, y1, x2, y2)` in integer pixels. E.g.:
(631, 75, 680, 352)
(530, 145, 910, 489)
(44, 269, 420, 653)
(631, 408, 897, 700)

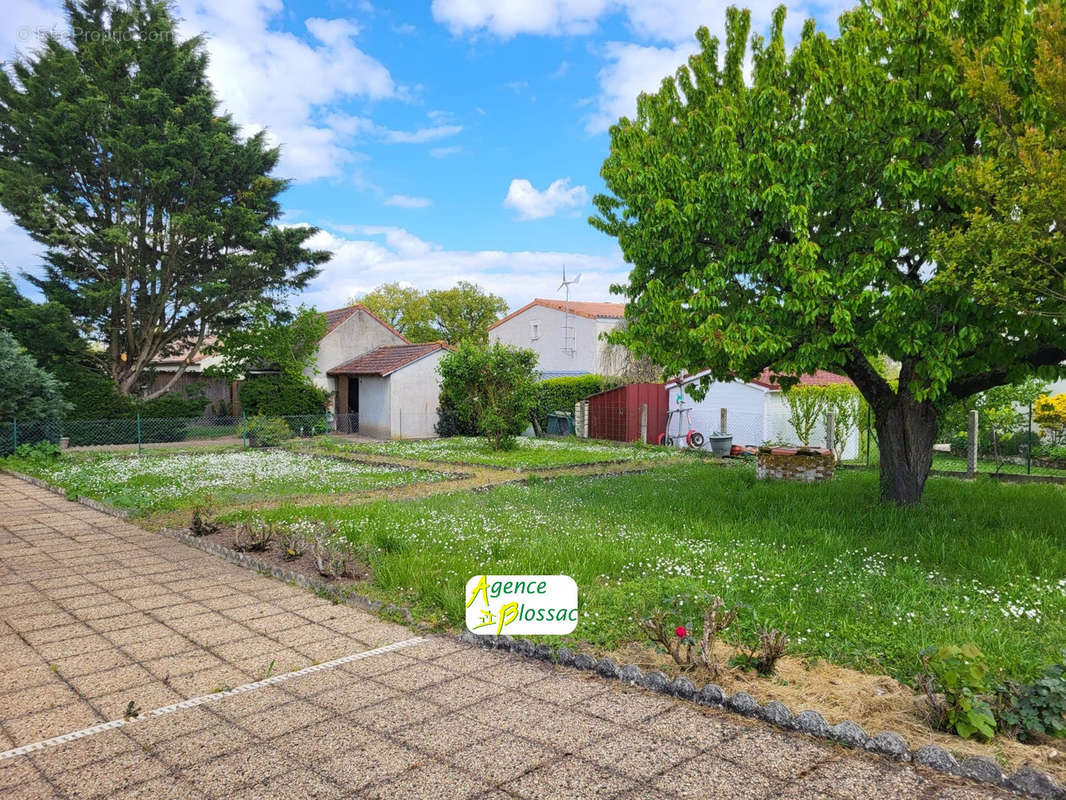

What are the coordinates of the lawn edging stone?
(460, 631, 1066, 800)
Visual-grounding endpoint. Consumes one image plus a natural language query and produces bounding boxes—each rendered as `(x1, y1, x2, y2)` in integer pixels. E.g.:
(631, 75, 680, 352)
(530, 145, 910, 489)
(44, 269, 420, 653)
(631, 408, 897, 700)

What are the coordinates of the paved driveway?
(0, 475, 1015, 799)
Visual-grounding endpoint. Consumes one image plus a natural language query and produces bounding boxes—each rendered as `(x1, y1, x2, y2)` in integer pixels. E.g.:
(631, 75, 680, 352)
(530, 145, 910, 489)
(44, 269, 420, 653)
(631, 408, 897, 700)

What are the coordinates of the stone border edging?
(458, 631, 1066, 800)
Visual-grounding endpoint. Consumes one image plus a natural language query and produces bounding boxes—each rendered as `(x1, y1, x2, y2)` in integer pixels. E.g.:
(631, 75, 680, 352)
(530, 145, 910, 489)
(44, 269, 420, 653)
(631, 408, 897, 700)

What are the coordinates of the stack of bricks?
(756, 446, 835, 482)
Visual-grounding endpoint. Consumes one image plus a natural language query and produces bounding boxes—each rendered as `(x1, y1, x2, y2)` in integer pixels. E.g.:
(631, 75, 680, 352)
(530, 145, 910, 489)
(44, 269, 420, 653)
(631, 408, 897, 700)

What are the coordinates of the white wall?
(357, 376, 391, 439)
(666, 378, 861, 459)
(388, 351, 444, 439)
(667, 380, 768, 447)
(490, 306, 621, 375)
(307, 309, 407, 411)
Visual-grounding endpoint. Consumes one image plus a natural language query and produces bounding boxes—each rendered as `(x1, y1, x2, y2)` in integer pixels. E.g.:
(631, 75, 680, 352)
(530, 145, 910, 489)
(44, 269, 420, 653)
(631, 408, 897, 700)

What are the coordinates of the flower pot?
(707, 433, 733, 457)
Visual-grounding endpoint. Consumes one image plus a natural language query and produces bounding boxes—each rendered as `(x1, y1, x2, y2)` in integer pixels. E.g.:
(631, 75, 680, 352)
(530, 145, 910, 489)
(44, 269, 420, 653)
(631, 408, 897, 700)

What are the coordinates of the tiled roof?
(488, 298, 625, 330)
(327, 342, 447, 377)
(749, 369, 853, 390)
(319, 304, 410, 342)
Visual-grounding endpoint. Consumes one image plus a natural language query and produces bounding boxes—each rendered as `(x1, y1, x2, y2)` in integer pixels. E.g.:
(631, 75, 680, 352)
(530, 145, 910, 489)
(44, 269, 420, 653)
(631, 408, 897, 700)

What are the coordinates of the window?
(530, 320, 541, 341)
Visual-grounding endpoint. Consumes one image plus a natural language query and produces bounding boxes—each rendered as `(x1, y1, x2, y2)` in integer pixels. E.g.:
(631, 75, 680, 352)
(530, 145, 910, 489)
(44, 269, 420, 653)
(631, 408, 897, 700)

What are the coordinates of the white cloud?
(170, 1, 400, 182)
(585, 39, 696, 133)
(384, 195, 433, 209)
(431, 0, 610, 38)
(299, 225, 627, 311)
(430, 145, 462, 158)
(382, 124, 463, 144)
(503, 178, 590, 221)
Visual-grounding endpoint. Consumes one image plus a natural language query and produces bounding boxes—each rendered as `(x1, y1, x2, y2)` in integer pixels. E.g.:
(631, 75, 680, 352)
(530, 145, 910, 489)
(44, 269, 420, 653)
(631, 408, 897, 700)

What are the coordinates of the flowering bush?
(639, 593, 738, 678)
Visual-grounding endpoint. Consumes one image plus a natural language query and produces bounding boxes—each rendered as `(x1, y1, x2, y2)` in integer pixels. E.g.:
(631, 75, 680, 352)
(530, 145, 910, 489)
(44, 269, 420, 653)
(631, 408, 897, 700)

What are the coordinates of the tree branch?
(947, 346, 1066, 399)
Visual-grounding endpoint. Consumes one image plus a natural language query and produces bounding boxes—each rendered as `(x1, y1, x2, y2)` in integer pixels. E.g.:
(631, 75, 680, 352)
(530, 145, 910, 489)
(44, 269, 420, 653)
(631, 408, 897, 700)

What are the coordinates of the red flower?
(675, 625, 687, 638)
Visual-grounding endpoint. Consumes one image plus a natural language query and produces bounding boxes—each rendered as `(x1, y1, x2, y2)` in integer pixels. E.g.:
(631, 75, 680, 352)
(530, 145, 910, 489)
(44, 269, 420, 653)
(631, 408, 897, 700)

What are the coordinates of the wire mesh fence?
(0, 413, 365, 455)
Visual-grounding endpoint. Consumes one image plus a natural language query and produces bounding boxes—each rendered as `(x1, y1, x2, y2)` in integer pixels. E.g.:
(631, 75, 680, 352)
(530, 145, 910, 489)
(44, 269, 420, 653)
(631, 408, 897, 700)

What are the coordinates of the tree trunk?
(875, 393, 938, 505)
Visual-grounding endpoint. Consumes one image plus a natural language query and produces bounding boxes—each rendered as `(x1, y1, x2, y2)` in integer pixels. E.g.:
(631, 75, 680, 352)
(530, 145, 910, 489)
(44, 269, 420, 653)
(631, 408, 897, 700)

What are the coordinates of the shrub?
(1034, 394, 1066, 446)
(0, 330, 70, 438)
(239, 374, 329, 417)
(639, 593, 739, 678)
(279, 529, 307, 560)
(189, 505, 219, 537)
(437, 341, 539, 450)
(241, 415, 291, 447)
(919, 644, 997, 741)
(232, 520, 276, 552)
(11, 440, 62, 463)
(997, 660, 1066, 741)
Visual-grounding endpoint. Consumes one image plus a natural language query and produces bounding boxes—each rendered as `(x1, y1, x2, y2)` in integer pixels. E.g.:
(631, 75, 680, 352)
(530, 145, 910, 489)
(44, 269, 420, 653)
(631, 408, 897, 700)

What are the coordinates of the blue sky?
(2, 0, 846, 312)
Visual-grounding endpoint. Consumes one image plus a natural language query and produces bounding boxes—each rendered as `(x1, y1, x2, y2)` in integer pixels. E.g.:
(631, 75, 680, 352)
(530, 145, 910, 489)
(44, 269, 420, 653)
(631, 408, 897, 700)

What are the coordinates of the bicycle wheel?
(664, 435, 674, 447)
(687, 431, 705, 448)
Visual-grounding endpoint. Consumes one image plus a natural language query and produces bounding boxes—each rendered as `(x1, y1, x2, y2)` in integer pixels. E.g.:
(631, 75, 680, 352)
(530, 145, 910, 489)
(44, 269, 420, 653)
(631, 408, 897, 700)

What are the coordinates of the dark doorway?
(345, 376, 359, 432)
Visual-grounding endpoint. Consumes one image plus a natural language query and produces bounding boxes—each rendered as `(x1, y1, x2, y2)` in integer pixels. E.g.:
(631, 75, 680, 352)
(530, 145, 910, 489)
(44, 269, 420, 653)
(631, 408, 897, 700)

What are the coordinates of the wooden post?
(640, 403, 648, 443)
(967, 410, 978, 476)
(719, 408, 728, 434)
(825, 412, 835, 455)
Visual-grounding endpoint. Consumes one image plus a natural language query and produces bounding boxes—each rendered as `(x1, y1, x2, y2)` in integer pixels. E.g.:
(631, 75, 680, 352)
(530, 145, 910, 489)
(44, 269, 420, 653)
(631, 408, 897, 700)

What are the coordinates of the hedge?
(239, 374, 330, 417)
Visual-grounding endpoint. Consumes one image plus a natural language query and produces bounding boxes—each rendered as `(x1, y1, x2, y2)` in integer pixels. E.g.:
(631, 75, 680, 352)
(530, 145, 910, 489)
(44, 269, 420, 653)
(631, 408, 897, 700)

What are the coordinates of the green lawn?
(4, 449, 445, 515)
(238, 464, 1066, 684)
(309, 435, 685, 469)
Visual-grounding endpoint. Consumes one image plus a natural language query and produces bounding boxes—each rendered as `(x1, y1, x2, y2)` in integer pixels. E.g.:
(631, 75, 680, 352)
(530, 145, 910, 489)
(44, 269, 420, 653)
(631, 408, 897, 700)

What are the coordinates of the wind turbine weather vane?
(558, 265, 581, 356)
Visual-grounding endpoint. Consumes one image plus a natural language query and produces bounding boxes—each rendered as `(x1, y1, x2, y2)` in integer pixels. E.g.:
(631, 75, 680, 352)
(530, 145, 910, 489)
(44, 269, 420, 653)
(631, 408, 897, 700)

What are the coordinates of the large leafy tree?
(592, 1, 1066, 504)
(205, 303, 327, 383)
(0, 0, 329, 398)
(355, 280, 507, 344)
(356, 283, 436, 342)
(934, 2, 1066, 317)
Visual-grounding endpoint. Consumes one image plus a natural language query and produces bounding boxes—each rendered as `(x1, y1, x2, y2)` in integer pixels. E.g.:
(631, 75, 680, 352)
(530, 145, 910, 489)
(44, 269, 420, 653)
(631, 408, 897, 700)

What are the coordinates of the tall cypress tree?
(0, 0, 329, 397)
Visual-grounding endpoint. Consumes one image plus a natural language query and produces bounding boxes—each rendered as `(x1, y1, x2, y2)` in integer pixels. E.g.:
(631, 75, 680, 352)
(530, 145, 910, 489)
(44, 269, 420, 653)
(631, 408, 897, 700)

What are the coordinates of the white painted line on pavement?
(0, 636, 427, 761)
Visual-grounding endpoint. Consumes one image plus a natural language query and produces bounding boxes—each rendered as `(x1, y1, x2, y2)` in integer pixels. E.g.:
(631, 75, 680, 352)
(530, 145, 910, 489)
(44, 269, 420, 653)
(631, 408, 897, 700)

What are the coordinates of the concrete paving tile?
(365, 761, 485, 800)
(122, 635, 197, 662)
(504, 755, 639, 800)
(143, 651, 224, 680)
(316, 732, 422, 789)
(292, 640, 354, 663)
(166, 665, 252, 697)
(90, 684, 185, 720)
(77, 600, 138, 621)
(476, 660, 555, 690)
(1, 684, 83, 718)
(49, 748, 168, 798)
(520, 673, 608, 707)
(450, 732, 557, 783)
(103, 621, 175, 646)
(411, 675, 507, 709)
(392, 709, 498, 756)
(613, 789, 682, 800)
(178, 747, 293, 795)
(0, 756, 43, 790)
(651, 755, 786, 800)
(152, 720, 255, 765)
(20, 622, 96, 646)
(33, 632, 112, 661)
(93, 611, 155, 633)
(228, 771, 346, 800)
(0, 778, 62, 800)
(52, 647, 132, 677)
(641, 707, 751, 749)
(346, 694, 444, 733)
(708, 727, 836, 776)
(375, 661, 460, 693)
(68, 664, 156, 699)
(336, 651, 421, 678)
(578, 730, 699, 779)
(211, 686, 294, 720)
(31, 730, 141, 777)
(0, 663, 59, 694)
(307, 679, 399, 714)
(104, 774, 206, 800)
(794, 756, 935, 800)
(567, 683, 675, 727)
(236, 699, 334, 739)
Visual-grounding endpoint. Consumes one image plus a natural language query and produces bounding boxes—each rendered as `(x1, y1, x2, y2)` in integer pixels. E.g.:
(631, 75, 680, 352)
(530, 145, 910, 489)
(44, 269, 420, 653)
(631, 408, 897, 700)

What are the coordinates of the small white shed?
(327, 342, 449, 439)
(664, 368, 861, 459)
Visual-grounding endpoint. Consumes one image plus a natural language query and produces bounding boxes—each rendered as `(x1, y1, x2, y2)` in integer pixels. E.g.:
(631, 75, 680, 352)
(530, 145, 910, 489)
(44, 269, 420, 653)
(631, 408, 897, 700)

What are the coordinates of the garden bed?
(2, 448, 447, 515)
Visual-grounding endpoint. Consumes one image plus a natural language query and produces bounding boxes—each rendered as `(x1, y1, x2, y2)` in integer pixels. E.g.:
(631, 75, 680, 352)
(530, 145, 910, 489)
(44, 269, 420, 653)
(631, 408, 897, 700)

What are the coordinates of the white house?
(307, 305, 449, 439)
(488, 298, 626, 378)
(665, 368, 861, 459)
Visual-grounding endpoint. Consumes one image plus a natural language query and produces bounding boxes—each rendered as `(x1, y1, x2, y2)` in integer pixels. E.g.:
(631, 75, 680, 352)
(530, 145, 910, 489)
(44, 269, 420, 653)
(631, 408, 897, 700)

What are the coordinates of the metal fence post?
(136, 413, 142, 456)
(639, 404, 648, 444)
(1027, 400, 1033, 475)
(825, 412, 836, 455)
(241, 411, 248, 447)
(865, 406, 871, 466)
(967, 410, 979, 477)
(12, 418, 17, 450)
